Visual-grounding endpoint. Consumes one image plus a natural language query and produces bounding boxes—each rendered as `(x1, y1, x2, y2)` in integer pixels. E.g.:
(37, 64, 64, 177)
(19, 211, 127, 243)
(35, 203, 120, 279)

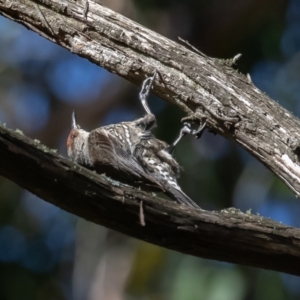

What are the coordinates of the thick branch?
(1, 0, 300, 197)
(1, 126, 300, 276)
(1, 0, 300, 275)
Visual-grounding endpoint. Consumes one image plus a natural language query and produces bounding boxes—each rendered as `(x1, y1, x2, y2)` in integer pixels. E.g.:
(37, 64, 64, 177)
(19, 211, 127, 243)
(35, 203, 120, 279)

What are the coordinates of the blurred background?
(0, 0, 300, 299)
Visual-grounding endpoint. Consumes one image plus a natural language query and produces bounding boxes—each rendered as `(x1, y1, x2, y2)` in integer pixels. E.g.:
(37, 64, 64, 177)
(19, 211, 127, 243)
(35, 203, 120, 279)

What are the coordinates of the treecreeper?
(67, 72, 205, 209)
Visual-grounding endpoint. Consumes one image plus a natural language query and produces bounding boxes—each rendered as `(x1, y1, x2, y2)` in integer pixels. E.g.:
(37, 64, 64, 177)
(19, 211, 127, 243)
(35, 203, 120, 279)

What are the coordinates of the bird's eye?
(71, 135, 76, 139)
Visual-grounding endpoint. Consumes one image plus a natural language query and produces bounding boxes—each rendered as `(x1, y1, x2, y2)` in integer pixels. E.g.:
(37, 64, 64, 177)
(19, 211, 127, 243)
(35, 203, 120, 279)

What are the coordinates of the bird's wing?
(88, 129, 164, 191)
(88, 129, 199, 209)
(136, 146, 200, 209)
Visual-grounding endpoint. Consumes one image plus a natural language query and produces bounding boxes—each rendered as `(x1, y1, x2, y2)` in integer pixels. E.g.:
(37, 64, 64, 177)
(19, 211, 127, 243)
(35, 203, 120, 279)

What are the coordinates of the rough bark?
(1, 125, 300, 276)
(1, 0, 300, 197)
(1, 0, 300, 275)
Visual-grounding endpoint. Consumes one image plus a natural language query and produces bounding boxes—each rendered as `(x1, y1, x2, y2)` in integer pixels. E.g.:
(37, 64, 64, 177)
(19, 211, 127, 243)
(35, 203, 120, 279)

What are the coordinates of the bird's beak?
(72, 110, 77, 129)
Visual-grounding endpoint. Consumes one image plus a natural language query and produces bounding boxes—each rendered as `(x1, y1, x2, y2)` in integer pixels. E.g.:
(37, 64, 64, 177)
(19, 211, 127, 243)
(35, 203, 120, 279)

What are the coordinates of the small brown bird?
(67, 72, 204, 209)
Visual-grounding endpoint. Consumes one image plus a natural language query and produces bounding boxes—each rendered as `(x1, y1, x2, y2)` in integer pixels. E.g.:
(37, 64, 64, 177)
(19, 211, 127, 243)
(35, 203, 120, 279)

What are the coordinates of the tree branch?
(1, 0, 300, 197)
(1, 0, 300, 275)
(1, 125, 300, 276)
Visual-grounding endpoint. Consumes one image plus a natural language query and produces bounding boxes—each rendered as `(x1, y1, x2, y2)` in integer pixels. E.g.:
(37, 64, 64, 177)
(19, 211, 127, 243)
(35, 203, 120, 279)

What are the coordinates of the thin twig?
(83, 0, 89, 19)
(139, 201, 146, 226)
(33, 3, 54, 35)
(232, 53, 242, 64)
(178, 36, 206, 57)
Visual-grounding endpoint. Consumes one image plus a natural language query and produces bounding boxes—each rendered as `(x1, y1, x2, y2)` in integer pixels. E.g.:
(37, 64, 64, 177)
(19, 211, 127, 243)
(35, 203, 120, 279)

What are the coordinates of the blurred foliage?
(1, 0, 300, 299)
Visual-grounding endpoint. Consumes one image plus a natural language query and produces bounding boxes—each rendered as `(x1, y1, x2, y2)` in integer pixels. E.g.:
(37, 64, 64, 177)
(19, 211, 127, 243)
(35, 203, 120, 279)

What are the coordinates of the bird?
(67, 71, 204, 209)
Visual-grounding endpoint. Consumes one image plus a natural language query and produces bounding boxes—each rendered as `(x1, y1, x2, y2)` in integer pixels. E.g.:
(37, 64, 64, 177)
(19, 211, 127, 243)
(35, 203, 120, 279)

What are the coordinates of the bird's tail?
(165, 185, 201, 209)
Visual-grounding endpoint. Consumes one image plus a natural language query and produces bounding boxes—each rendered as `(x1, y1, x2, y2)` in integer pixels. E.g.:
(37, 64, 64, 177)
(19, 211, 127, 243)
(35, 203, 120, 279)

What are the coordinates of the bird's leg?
(191, 121, 207, 139)
(166, 123, 191, 154)
(139, 70, 157, 115)
(136, 71, 158, 131)
(166, 121, 207, 154)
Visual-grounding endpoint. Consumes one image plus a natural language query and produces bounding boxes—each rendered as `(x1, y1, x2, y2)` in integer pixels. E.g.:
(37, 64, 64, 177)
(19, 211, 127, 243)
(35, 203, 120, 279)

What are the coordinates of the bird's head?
(67, 111, 89, 161)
